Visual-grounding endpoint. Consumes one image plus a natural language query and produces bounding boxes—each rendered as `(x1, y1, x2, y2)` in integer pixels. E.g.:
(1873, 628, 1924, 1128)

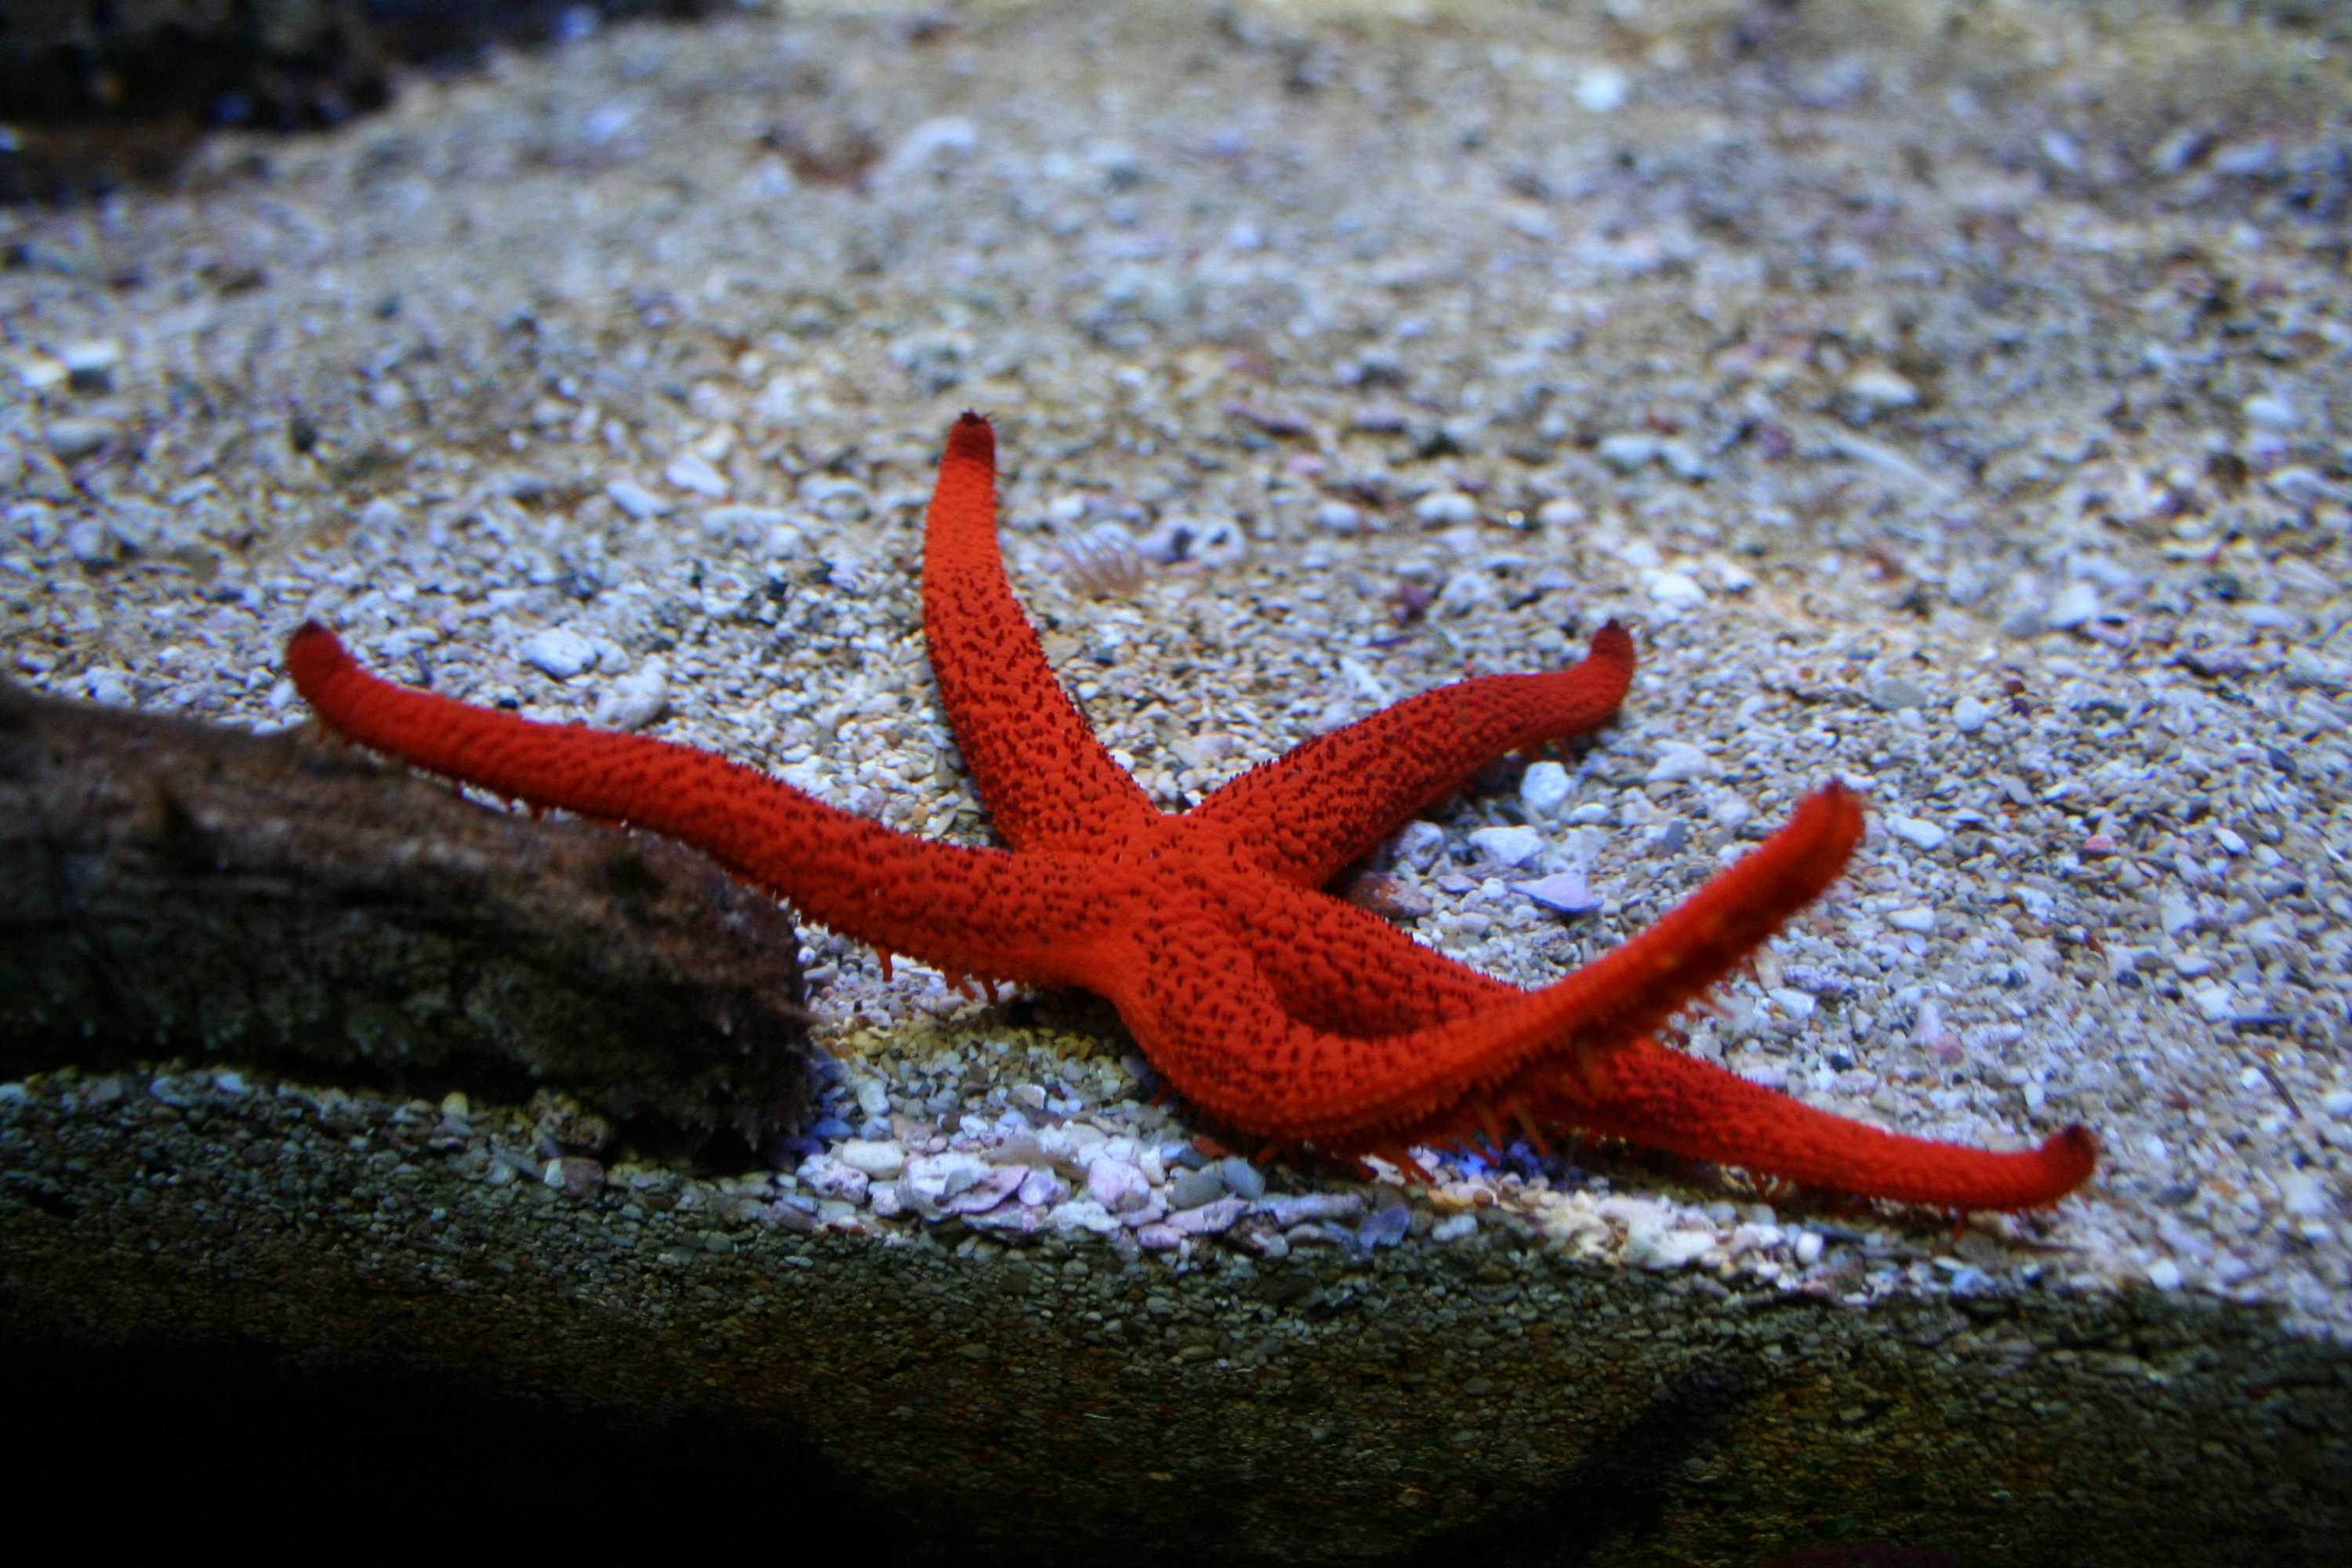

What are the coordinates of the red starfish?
(286, 415, 2094, 1212)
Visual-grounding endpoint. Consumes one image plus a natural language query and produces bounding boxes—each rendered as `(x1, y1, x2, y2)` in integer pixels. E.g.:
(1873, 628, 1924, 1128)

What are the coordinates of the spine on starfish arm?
(1189, 620, 1636, 887)
(284, 622, 1104, 988)
(920, 412, 1160, 855)
(1112, 784, 1866, 1145)
(1530, 1040, 2099, 1211)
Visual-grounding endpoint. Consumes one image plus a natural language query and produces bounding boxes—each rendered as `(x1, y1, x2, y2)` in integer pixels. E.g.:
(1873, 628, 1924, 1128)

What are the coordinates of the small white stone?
(1886, 907, 1937, 934)
(1467, 825, 1545, 867)
(2147, 1258, 2183, 1291)
(1086, 1156, 1151, 1214)
(664, 452, 730, 498)
(1840, 366, 1918, 417)
(2242, 393, 2297, 430)
(1049, 1199, 1120, 1235)
(517, 628, 597, 680)
(1512, 869, 1599, 916)
(1646, 569, 1705, 610)
(45, 418, 115, 460)
(2280, 1171, 2332, 1219)
(2158, 891, 2198, 937)
(605, 478, 671, 519)
(1595, 433, 1657, 472)
(1657, 440, 1708, 481)
(796, 1153, 869, 1203)
(1886, 816, 1948, 850)
(2321, 1091, 2352, 1118)
(2194, 985, 2237, 1022)
(1431, 1213, 1480, 1243)
(1646, 740, 1714, 783)
(1767, 987, 1817, 1021)
(1414, 490, 1479, 526)
(1623, 1221, 1715, 1270)
(2045, 581, 2100, 630)
(837, 1139, 906, 1178)
(1574, 65, 1629, 113)
(2213, 828, 2248, 855)
(1313, 500, 1363, 534)
(1793, 1229, 1824, 1267)
(1519, 760, 1573, 818)
(1951, 695, 1993, 735)
(58, 338, 123, 380)
(593, 659, 670, 731)
(1392, 820, 1448, 872)
(1535, 496, 1584, 527)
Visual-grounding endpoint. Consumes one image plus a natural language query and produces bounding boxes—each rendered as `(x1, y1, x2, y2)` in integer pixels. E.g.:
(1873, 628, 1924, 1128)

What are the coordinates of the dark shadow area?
(0, 1, 726, 202)
(0, 1339, 910, 1550)
(1397, 1357, 1762, 1568)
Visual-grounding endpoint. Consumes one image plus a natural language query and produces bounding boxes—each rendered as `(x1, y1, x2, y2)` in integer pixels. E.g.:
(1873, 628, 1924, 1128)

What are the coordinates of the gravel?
(1, 0, 2349, 1384)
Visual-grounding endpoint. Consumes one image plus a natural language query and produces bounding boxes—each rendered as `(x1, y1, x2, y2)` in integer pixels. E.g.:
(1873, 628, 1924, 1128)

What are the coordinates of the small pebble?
(517, 628, 597, 681)
(1359, 1203, 1411, 1249)
(592, 659, 670, 731)
(1646, 570, 1705, 611)
(1345, 873, 1434, 921)
(1951, 695, 1993, 735)
(1168, 1196, 1247, 1235)
(1519, 760, 1573, 818)
(1867, 677, 1927, 711)
(1646, 741, 1714, 784)
(605, 478, 671, 519)
(1390, 821, 1449, 872)
(1573, 65, 1628, 113)
(1839, 366, 1918, 419)
(1512, 869, 1600, 916)
(837, 1138, 906, 1178)
(1886, 816, 1948, 850)
(2242, 393, 2297, 430)
(1217, 1156, 1265, 1201)
(1167, 1164, 1226, 1209)
(2045, 581, 2100, 630)
(664, 452, 730, 497)
(1595, 433, 1657, 472)
(1086, 1157, 1151, 1213)
(57, 339, 122, 388)
(543, 1156, 605, 1199)
(1466, 825, 1544, 867)
(1413, 490, 1479, 526)
(1886, 907, 1937, 934)
(1313, 499, 1363, 534)
(1135, 1223, 1182, 1253)
(45, 419, 115, 460)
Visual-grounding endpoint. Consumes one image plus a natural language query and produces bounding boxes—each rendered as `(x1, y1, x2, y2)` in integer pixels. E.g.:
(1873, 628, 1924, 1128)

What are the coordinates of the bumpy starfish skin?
(287, 413, 2096, 1210)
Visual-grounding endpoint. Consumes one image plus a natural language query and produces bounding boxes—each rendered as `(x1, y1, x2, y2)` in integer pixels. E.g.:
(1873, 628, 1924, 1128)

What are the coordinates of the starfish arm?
(285, 623, 1105, 987)
(1219, 801, 2094, 1210)
(1113, 785, 1863, 1142)
(1526, 1041, 2100, 1211)
(1185, 620, 1635, 885)
(921, 412, 1160, 853)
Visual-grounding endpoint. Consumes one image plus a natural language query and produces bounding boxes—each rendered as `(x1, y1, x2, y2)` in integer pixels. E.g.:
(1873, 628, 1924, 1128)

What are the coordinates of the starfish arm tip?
(2042, 1121, 2100, 1187)
(285, 620, 354, 693)
(947, 411, 996, 463)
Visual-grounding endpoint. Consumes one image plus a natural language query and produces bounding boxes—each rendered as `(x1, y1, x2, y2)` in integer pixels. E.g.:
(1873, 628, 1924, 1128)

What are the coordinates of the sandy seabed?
(2, 0, 2350, 1329)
